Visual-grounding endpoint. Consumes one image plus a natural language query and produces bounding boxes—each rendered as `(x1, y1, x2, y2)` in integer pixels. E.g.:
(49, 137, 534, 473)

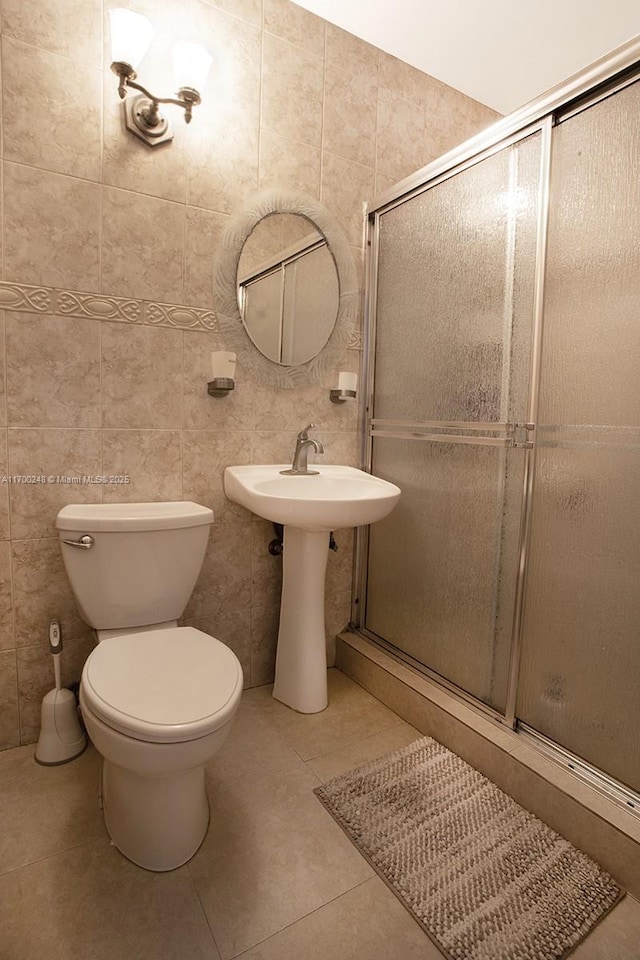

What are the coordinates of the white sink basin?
(224, 463, 401, 715)
(224, 464, 401, 532)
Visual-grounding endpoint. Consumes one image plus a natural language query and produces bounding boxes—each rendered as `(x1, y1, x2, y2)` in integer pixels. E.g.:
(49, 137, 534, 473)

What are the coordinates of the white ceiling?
(290, 0, 640, 114)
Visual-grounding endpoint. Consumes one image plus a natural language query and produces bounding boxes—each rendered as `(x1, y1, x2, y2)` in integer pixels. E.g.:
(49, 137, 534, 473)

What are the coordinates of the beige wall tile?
(0, 430, 9, 541)
(5, 313, 101, 427)
(252, 375, 358, 434)
(101, 323, 183, 429)
(263, 0, 325, 57)
(183, 332, 254, 430)
(250, 600, 279, 685)
(325, 527, 354, 596)
(101, 430, 182, 503)
(102, 92, 187, 204)
(320, 152, 373, 248)
(7, 429, 102, 540)
(324, 587, 351, 664)
(185, 208, 229, 309)
(261, 34, 324, 149)
(2, 39, 101, 181)
(203, 0, 262, 26)
(376, 88, 428, 183)
(325, 22, 378, 75)
(12, 538, 90, 648)
(259, 131, 321, 198)
(251, 519, 282, 606)
(185, 521, 251, 621)
(0, 649, 19, 750)
(3, 164, 101, 291)
(1, 0, 102, 67)
(0, 542, 14, 651)
(251, 430, 298, 465)
(188, 119, 259, 216)
(0, 315, 6, 428)
(323, 28, 378, 167)
(182, 430, 252, 521)
(315, 430, 360, 468)
(194, 3, 262, 122)
(101, 188, 186, 303)
(379, 50, 433, 106)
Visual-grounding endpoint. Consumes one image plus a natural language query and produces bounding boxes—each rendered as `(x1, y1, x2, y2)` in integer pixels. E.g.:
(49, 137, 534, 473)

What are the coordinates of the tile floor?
(1, 668, 639, 960)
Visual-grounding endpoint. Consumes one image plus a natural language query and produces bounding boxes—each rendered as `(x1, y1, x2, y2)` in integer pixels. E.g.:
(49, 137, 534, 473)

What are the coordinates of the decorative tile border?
(57, 290, 142, 323)
(0, 281, 218, 332)
(144, 301, 218, 330)
(0, 282, 52, 313)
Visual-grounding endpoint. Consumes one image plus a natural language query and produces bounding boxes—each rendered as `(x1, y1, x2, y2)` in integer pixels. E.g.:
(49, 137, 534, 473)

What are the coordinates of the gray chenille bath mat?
(314, 737, 623, 960)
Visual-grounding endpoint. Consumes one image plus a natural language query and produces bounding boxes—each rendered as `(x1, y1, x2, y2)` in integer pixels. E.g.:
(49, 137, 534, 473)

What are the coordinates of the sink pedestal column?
(273, 526, 329, 713)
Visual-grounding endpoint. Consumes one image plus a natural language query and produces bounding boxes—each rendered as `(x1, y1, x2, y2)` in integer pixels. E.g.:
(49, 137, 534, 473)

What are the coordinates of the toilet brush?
(35, 619, 87, 765)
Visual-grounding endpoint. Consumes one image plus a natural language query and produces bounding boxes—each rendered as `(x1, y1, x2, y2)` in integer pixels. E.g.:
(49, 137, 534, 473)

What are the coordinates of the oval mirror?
(237, 214, 339, 366)
(214, 189, 358, 389)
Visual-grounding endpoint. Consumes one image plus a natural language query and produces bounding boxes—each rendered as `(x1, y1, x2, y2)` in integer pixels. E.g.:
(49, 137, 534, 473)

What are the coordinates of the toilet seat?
(81, 626, 243, 744)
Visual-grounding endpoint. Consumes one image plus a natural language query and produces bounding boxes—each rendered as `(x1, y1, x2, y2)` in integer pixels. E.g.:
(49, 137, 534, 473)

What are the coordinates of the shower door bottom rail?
(517, 722, 640, 818)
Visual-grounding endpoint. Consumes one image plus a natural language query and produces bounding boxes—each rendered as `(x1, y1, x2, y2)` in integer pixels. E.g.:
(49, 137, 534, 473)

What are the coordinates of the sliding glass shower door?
(364, 131, 544, 713)
(360, 61, 640, 798)
(516, 80, 640, 793)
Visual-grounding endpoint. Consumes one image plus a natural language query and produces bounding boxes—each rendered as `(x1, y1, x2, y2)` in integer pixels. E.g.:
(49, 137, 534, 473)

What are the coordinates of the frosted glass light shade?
(173, 41, 213, 92)
(109, 8, 155, 69)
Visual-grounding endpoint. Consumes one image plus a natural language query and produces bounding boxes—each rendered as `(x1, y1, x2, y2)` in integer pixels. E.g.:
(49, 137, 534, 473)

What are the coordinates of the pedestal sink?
(224, 465, 401, 713)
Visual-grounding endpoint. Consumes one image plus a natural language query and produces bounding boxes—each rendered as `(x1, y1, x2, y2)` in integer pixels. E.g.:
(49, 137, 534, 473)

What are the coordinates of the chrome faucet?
(280, 424, 324, 476)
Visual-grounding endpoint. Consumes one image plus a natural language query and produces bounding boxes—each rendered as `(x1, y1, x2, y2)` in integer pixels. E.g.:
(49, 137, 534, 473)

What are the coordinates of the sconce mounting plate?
(124, 94, 174, 147)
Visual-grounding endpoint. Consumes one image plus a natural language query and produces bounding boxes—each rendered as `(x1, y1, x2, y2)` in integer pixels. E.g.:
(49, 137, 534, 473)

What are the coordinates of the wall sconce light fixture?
(330, 371, 358, 404)
(208, 351, 236, 397)
(109, 8, 212, 147)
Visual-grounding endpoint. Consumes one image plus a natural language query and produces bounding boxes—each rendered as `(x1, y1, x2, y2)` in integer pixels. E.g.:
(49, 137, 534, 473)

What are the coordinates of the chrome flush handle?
(61, 535, 94, 549)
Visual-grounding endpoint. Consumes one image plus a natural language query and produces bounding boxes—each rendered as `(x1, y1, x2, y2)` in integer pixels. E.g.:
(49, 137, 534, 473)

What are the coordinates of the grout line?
(318, 20, 327, 203)
(184, 862, 225, 959)
(0, 832, 106, 882)
(229, 876, 377, 959)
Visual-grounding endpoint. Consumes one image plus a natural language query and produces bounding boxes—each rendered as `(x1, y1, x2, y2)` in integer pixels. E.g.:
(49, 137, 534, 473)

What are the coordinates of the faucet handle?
(297, 423, 315, 440)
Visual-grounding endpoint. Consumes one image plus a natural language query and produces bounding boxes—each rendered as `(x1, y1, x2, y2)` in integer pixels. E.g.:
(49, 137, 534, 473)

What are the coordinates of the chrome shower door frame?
(353, 36, 640, 740)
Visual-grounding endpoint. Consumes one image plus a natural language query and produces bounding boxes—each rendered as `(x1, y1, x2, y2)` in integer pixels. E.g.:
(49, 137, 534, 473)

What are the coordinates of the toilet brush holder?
(35, 619, 86, 765)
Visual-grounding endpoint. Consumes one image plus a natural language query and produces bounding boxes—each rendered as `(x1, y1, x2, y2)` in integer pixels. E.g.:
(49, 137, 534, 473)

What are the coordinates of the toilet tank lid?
(56, 501, 214, 532)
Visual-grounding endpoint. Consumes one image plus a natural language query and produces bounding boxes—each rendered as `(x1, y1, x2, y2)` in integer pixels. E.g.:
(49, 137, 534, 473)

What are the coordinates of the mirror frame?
(214, 189, 359, 388)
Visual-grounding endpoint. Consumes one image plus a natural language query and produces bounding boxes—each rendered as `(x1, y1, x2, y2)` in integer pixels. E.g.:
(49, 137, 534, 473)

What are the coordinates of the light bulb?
(173, 41, 213, 93)
(108, 8, 155, 70)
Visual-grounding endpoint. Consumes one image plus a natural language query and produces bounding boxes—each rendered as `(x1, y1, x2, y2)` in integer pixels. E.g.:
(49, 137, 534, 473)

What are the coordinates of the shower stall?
(353, 40, 640, 805)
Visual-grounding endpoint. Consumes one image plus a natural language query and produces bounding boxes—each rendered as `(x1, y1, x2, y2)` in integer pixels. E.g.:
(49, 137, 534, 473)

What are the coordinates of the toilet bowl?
(56, 502, 243, 872)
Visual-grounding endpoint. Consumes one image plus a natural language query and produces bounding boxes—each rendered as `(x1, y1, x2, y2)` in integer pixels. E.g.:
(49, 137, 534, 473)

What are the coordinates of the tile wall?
(0, 0, 499, 747)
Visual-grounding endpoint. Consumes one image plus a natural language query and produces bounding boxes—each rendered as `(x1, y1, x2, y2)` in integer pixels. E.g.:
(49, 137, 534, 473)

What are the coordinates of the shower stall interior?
(354, 41, 640, 805)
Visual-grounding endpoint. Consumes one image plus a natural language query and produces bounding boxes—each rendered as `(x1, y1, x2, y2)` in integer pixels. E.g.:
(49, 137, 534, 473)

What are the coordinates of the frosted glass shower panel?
(373, 133, 541, 423)
(366, 439, 525, 711)
(517, 81, 640, 792)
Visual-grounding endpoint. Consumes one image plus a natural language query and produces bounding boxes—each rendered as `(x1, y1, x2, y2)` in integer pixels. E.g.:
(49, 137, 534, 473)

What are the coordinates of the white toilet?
(56, 501, 243, 872)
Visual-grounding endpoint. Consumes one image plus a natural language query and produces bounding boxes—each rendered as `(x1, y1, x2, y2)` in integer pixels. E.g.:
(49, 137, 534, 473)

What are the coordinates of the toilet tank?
(56, 502, 214, 630)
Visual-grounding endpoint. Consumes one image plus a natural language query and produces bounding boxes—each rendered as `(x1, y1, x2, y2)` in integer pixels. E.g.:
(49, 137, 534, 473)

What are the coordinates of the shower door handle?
(61, 535, 94, 549)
